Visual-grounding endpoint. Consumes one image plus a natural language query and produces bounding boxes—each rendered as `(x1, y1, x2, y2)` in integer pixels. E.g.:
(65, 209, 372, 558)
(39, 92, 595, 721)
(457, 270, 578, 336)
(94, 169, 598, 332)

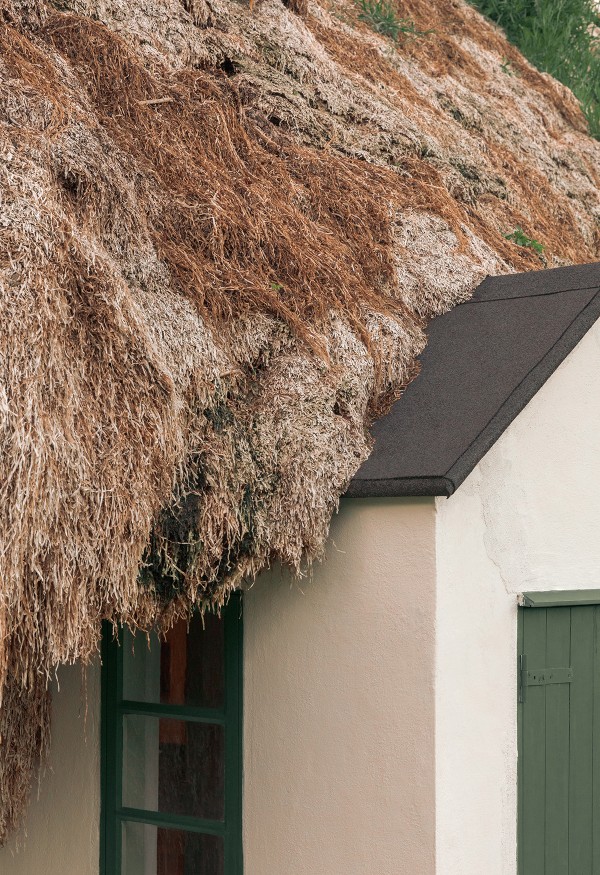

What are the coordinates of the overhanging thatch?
(1, 0, 599, 842)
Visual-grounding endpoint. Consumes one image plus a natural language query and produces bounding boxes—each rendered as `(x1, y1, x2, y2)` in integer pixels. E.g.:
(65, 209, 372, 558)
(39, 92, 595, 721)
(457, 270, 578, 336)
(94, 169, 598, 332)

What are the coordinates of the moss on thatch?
(0, 0, 599, 842)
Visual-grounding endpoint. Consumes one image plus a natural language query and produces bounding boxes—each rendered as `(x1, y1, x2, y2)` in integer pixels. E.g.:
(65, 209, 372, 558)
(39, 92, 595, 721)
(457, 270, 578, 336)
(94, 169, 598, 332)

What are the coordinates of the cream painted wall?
(0, 498, 437, 875)
(435, 317, 600, 875)
(0, 661, 101, 875)
(243, 497, 437, 875)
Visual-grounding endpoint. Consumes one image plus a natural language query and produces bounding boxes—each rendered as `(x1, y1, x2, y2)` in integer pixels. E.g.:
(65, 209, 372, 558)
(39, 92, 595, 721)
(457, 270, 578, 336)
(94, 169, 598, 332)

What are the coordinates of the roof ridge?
(459, 284, 600, 305)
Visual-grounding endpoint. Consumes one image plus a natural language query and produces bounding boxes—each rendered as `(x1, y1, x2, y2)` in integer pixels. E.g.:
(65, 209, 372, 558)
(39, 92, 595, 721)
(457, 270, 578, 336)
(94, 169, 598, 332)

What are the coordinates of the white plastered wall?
(0, 660, 101, 875)
(243, 496, 437, 875)
(435, 317, 600, 875)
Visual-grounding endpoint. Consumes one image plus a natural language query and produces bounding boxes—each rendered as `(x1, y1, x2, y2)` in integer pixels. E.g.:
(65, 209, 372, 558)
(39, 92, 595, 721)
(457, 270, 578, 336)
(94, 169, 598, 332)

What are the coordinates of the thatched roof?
(1, 0, 599, 842)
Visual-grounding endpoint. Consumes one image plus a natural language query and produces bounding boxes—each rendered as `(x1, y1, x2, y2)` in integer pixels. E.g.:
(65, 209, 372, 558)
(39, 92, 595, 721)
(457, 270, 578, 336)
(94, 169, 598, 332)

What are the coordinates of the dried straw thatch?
(1, 0, 599, 841)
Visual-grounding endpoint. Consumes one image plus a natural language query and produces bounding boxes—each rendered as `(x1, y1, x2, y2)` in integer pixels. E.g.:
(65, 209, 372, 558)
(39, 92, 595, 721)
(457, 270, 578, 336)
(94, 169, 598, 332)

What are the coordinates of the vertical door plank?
(544, 607, 571, 875)
(518, 612, 524, 875)
(592, 607, 600, 873)
(522, 608, 548, 875)
(569, 606, 595, 874)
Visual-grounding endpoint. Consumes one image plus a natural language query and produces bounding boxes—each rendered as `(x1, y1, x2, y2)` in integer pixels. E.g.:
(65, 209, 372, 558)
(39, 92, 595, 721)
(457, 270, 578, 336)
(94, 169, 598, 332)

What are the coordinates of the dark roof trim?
(442, 288, 600, 495)
(347, 475, 454, 499)
(521, 590, 600, 608)
(347, 263, 600, 499)
(471, 261, 600, 300)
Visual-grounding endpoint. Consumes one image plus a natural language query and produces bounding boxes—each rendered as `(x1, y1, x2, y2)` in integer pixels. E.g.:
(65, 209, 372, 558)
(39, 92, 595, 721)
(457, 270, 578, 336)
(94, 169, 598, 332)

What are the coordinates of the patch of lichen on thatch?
(1, 0, 600, 845)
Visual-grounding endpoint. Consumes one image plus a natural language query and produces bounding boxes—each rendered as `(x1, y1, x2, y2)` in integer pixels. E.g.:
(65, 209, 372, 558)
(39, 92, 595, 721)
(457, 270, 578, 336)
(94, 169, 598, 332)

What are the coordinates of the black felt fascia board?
(346, 287, 600, 499)
(442, 288, 600, 495)
(345, 475, 454, 499)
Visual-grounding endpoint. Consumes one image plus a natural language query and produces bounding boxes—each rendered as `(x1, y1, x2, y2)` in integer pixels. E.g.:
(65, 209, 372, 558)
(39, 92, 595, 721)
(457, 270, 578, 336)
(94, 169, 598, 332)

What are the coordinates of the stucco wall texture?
(0, 661, 101, 875)
(436, 317, 600, 875)
(244, 497, 437, 875)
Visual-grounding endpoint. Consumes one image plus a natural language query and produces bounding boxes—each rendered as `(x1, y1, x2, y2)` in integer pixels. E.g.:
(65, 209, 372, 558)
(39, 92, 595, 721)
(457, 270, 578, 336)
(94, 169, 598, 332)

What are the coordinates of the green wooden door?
(518, 602, 600, 873)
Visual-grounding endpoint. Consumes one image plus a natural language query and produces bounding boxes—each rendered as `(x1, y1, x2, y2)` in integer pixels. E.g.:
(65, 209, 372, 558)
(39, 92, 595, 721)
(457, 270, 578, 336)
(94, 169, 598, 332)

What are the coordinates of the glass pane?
(122, 821, 224, 875)
(123, 716, 224, 820)
(122, 613, 225, 709)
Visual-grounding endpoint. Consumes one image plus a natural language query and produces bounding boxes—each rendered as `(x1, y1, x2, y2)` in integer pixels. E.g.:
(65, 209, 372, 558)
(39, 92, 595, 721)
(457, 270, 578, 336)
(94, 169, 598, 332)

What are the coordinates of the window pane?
(122, 613, 224, 709)
(123, 716, 224, 820)
(122, 821, 224, 875)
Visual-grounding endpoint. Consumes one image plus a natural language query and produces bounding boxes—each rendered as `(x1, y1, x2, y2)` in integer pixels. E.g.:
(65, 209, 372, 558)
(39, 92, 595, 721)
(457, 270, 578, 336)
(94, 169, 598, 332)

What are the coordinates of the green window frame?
(100, 593, 243, 875)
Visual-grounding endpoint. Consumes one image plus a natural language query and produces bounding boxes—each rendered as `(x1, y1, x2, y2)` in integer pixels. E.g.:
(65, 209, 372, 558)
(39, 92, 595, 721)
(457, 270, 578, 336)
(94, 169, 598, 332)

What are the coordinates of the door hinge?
(519, 654, 573, 703)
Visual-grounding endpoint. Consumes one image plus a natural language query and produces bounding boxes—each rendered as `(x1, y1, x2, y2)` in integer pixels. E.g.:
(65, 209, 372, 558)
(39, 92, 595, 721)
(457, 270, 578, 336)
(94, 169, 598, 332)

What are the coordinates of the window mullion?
(100, 622, 123, 875)
(115, 630, 124, 873)
(116, 806, 227, 835)
(224, 594, 243, 875)
(118, 699, 226, 724)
